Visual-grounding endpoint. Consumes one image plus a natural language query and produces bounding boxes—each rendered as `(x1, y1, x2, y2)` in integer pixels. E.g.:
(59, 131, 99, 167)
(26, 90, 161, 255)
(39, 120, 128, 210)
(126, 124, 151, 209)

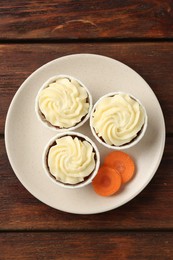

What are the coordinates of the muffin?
(90, 92, 147, 149)
(35, 75, 92, 131)
(43, 132, 100, 188)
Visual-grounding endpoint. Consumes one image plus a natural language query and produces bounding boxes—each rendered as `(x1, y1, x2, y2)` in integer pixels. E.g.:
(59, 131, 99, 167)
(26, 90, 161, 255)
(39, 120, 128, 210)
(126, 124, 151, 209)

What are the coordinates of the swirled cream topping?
(92, 94, 145, 146)
(48, 136, 96, 184)
(38, 77, 89, 128)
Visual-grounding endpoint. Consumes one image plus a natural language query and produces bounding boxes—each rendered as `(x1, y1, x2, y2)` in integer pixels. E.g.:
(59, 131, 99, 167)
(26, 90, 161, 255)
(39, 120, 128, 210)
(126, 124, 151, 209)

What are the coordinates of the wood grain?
(0, 0, 173, 40)
(0, 136, 172, 230)
(0, 42, 173, 134)
(1, 232, 173, 260)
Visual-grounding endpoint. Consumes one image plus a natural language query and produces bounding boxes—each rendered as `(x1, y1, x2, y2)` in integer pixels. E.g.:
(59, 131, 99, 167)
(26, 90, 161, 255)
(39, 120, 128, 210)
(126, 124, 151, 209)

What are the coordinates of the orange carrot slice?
(104, 151, 135, 184)
(92, 166, 122, 196)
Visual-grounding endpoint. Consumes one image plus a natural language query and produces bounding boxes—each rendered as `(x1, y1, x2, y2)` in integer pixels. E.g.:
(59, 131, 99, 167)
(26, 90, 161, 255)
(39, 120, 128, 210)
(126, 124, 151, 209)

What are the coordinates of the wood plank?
(0, 0, 173, 40)
(0, 42, 172, 133)
(1, 232, 173, 260)
(0, 136, 172, 230)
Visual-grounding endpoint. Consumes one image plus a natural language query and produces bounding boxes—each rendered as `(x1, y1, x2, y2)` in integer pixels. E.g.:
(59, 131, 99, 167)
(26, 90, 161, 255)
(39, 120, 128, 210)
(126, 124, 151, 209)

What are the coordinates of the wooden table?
(1, 1, 173, 259)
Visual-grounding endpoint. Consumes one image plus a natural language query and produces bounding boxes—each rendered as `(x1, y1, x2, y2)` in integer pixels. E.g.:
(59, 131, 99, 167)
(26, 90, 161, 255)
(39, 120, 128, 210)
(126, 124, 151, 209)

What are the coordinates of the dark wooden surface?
(1, 1, 173, 259)
(1, 232, 173, 260)
(0, 0, 173, 40)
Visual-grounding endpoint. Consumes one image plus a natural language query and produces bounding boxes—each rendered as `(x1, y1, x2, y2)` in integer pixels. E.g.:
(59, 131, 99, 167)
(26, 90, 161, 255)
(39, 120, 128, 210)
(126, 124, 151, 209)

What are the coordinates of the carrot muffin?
(36, 75, 92, 131)
(43, 132, 100, 188)
(90, 92, 147, 149)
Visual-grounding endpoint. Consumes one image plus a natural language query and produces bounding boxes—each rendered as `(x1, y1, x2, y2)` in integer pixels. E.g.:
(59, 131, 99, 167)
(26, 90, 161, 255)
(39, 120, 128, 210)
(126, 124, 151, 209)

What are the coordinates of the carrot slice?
(92, 166, 122, 196)
(104, 151, 135, 184)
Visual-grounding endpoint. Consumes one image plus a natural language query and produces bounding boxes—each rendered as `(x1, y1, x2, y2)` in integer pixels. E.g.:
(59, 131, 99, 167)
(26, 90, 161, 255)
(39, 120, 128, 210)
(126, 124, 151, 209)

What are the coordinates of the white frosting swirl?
(92, 94, 145, 146)
(48, 136, 96, 184)
(38, 77, 89, 128)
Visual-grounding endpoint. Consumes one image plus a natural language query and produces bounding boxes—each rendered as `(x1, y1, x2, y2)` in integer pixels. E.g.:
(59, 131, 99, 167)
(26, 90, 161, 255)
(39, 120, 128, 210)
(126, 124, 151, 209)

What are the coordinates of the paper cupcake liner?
(43, 131, 100, 189)
(35, 75, 92, 132)
(90, 91, 148, 150)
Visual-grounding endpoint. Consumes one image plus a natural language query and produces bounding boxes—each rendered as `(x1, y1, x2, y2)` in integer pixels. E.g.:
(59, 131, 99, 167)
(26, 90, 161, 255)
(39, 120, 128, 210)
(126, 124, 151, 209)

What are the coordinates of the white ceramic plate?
(5, 54, 165, 214)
